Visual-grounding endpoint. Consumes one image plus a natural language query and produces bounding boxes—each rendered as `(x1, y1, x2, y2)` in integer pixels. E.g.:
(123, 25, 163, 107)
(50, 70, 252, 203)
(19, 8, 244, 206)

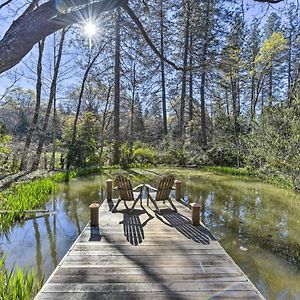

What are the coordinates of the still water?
(1, 168, 300, 299)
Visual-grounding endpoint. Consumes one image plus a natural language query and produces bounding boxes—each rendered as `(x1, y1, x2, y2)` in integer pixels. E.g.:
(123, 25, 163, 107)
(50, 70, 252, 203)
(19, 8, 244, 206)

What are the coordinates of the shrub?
(132, 143, 156, 165)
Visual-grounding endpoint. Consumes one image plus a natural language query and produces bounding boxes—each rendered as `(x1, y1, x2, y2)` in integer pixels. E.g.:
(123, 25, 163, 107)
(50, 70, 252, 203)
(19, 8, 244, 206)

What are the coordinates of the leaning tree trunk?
(31, 28, 66, 171)
(0, 0, 123, 74)
(66, 49, 102, 169)
(19, 39, 45, 171)
(113, 8, 121, 165)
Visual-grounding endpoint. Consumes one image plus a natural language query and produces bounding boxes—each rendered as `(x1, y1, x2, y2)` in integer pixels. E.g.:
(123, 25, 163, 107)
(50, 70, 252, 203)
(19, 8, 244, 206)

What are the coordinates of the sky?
(0, 0, 297, 97)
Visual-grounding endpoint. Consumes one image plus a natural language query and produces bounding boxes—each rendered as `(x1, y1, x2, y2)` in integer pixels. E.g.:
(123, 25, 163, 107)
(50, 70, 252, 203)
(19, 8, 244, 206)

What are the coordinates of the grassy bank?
(0, 257, 43, 300)
(200, 166, 295, 190)
(0, 170, 82, 231)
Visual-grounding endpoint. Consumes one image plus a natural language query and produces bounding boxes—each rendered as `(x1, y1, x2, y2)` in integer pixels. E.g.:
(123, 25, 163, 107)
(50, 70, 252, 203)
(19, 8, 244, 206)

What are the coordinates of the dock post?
(89, 203, 100, 227)
(191, 203, 201, 226)
(106, 179, 113, 201)
(174, 180, 182, 201)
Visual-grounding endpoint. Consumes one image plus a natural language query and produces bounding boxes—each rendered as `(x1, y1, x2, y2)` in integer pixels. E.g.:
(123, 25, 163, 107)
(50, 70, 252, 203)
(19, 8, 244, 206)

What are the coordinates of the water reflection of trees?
(183, 178, 300, 269)
(33, 218, 42, 280)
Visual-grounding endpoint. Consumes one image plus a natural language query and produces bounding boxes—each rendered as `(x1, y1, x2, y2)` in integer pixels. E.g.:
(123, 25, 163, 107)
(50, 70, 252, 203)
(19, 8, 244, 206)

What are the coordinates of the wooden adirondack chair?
(146, 175, 177, 214)
(112, 175, 144, 214)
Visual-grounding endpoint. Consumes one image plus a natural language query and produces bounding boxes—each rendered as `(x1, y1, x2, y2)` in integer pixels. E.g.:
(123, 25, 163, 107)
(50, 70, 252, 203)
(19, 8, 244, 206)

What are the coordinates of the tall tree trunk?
(179, 1, 190, 139)
(159, 0, 167, 135)
(269, 66, 273, 106)
(199, 0, 212, 148)
(50, 93, 57, 170)
(200, 70, 207, 148)
(31, 28, 66, 171)
(230, 73, 239, 133)
(19, 39, 45, 171)
(287, 32, 292, 96)
(188, 33, 193, 122)
(129, 61, 136, 158)
(250, 73, 256, 121)
(113, 8, 121, 165)
(99, 85, 112, 165)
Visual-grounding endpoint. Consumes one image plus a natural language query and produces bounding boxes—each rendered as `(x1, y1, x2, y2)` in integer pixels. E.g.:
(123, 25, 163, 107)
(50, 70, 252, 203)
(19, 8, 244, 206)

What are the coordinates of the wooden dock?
(36, 199, 264, 300)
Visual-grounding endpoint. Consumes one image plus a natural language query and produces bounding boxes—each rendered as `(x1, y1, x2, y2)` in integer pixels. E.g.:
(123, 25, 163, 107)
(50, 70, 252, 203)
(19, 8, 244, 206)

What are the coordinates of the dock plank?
(35, 199, 264, 300)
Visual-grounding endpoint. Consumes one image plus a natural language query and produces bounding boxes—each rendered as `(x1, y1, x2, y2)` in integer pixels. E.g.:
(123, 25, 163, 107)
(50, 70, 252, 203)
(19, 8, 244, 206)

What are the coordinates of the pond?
(1, 168, 300, 299)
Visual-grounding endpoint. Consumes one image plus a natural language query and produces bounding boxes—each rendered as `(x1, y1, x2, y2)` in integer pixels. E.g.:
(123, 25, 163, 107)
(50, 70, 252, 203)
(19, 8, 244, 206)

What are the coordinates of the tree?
(255, 32, 288, 107)
(113, 8, 121, 165)
(31, 28, 67, 171)
(19, 39, 45, 171)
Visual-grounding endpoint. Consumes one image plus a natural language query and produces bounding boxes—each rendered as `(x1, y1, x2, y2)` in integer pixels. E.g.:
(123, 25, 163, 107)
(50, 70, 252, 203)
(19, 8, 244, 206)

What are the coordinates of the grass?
(0, 170, 80, 231)
(202, 166, 254, 177)
(201, 166, 294, 190)
(0, 167, 115, 231)
(0, 257, 43, 300)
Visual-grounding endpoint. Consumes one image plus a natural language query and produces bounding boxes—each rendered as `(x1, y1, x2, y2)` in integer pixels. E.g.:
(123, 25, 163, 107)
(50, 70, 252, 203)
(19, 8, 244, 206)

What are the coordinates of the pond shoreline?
(1, 168, 300, 299)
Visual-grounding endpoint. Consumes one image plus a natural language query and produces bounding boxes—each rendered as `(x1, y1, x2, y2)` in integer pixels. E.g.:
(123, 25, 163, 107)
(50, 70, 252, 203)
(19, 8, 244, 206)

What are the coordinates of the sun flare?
(84, 22, 97, 37)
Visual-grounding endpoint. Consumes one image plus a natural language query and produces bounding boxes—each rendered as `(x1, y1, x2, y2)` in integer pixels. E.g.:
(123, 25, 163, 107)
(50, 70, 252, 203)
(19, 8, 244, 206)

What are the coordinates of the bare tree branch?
(0, 0, 125, 74)
(0, 0, 288, 75)
(121, 3, 181, 71)
(0, 0, 14, 10)
(254, 0, 284, 3)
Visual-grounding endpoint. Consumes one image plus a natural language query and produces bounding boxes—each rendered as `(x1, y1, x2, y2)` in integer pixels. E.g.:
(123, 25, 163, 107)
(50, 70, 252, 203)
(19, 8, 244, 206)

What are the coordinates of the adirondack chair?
(146, 175, 177, 214)
(112, 175, 144, 214)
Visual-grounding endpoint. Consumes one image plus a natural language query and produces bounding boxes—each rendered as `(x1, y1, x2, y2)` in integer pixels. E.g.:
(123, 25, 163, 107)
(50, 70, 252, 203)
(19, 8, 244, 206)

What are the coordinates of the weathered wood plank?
(55, 266, 243, 275)
(40, 281, 257, 293)
(49, 274, 247, 284)
(35, 199, 264, 300)
(36, 291, 262, 300)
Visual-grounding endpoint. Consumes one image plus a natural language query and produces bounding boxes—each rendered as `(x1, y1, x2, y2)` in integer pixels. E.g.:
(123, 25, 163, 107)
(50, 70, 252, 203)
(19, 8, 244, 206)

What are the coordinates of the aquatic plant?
(0, 257, 43, 300)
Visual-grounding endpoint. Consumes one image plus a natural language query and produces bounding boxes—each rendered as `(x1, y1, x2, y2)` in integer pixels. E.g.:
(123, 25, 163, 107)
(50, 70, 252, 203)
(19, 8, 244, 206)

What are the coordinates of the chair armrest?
(133, 184, 144, 191)
(144, 184, 158, 192)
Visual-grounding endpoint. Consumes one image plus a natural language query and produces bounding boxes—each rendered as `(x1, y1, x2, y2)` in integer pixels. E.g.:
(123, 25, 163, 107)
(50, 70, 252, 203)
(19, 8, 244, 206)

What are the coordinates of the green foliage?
(246, 100, 300, 190)
(0, 178, 57, 230)
(255, 32, 287, 69)
(63, 112, 101, 168)
(119, 142, 132, 167)
(119, 142, 156, 167)
(0, 123, 13, 175)
(132, 142, 156, 165)
(203, 166, 253, 177)
(0, 171, 77, 230)
(152, 138, 187, 166)
(0, 257, 43, 300)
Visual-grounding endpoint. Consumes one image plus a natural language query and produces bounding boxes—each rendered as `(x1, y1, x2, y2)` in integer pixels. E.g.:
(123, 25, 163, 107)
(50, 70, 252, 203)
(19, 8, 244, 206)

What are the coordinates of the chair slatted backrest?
(116, 175, 134, 201)
(156, 175, 175, 201)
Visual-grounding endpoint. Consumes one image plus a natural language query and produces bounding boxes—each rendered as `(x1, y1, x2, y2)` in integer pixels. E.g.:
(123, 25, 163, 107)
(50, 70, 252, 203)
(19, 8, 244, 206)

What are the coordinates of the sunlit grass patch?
(0, 257, 43, 300)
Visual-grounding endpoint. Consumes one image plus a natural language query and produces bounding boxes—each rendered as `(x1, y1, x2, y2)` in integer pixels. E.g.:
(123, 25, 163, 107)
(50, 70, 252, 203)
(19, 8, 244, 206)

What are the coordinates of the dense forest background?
(0, 0, 299, 189)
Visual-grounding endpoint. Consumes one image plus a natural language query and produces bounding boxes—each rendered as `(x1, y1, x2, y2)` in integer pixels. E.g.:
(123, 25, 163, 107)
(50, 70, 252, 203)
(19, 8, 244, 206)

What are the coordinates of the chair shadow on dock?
(155, 208, 215, 245)
(118, 206, 154, 246)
